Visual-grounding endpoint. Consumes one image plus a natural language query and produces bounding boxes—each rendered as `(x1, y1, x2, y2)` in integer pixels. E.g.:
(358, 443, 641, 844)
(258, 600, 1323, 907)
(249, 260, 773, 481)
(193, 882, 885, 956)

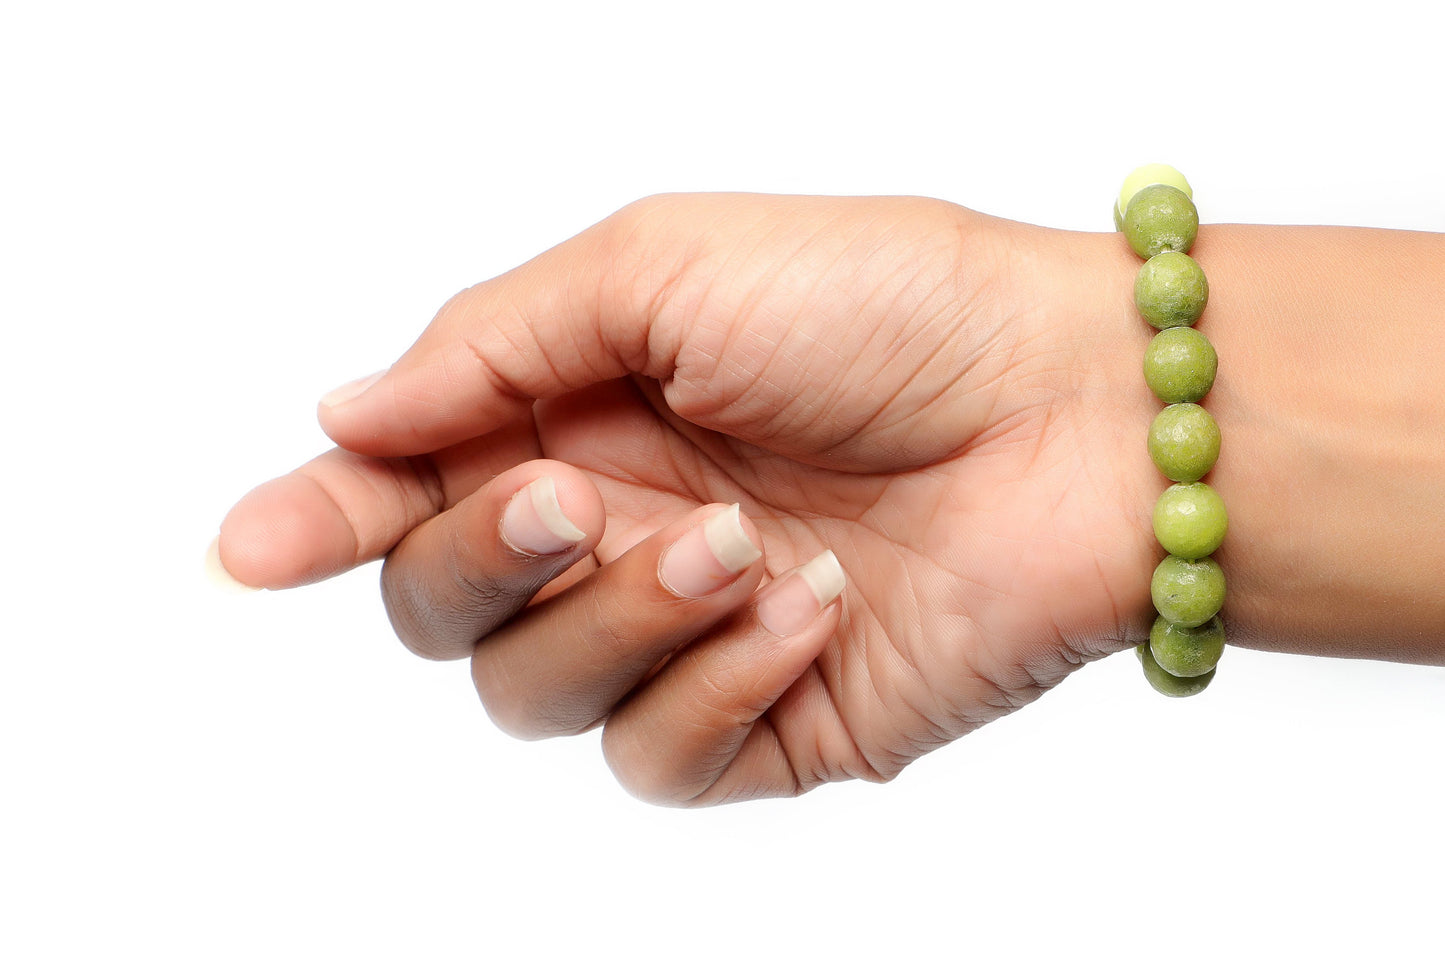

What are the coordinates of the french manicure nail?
(319, 369, 387, 409)
(659, 504, 762, 599)
(501, 476, 587, 556)
(757, 550, 845, 636)
(204, 536, 261, 594)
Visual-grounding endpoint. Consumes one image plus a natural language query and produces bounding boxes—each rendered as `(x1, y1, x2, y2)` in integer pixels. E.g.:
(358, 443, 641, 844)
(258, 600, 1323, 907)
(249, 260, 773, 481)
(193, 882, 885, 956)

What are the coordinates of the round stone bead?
(1144, 327, 1217, 403)
(1123, 184, 1198, 258)
(1151, 555, 1226, 628)
(1118, 163, 1193, 225)
(1137, 641, 1215, 697)
(1135, 252, 1208, 329)
(1153, 482, 1228, 559)
(1148, 403, 1220, 482)
(1149, 615, 1226, 679)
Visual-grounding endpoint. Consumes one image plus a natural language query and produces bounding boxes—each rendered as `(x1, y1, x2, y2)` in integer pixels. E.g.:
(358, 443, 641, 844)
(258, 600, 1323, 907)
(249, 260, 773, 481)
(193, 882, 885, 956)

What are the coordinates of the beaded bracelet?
(1115, 165, 1227, 697)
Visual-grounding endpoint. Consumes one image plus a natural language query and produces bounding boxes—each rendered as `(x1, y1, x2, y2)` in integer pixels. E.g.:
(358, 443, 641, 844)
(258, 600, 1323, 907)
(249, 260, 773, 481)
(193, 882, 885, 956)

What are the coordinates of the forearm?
(1150, 225, 1445, 663)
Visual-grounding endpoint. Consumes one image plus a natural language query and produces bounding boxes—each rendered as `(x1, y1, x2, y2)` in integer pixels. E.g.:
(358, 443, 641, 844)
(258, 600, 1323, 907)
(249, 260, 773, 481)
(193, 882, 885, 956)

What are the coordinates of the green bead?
(1150, 615, 1226, 679)
(1153, 482, 1228, 559)
(1118, 164, 1193, 225)
(1137, 642, 1215, 697)
(1148, 403, 1221, 482)
(1134, 252, 1208, 329)
(1123, 184, 1198, 258)
(1151, 555, 1226, 628)
(1144, 327, 1217, 403)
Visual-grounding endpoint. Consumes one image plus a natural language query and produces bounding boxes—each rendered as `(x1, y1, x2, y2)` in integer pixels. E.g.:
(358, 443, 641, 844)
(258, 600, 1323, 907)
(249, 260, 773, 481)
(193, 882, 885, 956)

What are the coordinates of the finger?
(315, 201, 663, 457)
(471, 503, 767, 740)
(217, 421, 540, 589)
(600, 551, 846, 807)
(316, 190, 798, 459)
(381, 461, 604, 661)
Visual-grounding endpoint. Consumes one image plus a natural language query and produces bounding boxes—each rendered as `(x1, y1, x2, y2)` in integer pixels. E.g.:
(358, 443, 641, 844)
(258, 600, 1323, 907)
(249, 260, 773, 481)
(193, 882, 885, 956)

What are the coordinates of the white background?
(4, 2, 1443, 960)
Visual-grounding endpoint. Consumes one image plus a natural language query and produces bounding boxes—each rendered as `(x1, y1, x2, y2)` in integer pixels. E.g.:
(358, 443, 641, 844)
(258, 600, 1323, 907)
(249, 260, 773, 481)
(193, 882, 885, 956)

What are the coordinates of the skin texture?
(219, 195, 1445, 805)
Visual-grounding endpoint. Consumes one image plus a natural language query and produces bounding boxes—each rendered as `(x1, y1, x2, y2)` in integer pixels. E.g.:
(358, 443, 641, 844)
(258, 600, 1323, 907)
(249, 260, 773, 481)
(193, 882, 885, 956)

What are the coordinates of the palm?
(467, 196, 1154, 784)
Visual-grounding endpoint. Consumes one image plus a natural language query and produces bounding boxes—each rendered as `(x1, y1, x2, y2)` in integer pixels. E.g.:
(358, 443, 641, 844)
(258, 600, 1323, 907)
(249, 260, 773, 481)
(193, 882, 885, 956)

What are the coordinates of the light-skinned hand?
(219, 193, 1163, 805)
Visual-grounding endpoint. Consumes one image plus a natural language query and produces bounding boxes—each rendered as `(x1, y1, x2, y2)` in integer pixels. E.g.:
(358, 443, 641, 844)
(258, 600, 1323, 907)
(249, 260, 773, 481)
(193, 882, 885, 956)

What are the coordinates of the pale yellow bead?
(1118, 163, 1193, 221)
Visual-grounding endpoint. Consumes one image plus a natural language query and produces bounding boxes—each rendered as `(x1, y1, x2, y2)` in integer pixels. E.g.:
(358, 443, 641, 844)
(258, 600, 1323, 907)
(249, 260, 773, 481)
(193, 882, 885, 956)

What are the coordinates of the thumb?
(317, 198, 681, 457)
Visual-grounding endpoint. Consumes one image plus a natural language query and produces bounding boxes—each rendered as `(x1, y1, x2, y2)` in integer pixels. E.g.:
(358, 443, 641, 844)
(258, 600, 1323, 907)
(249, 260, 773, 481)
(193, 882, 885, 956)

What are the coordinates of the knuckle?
(380, 556, 454, 661)
(608, 192, 678, 234)
(470, 655, 599, 742)
(579, 584, 641, 662)
(380, 520, 562, 664)
(432, 282, 487, 330)
(684, 651, 766, 729)
(598, 195, 670, 282)
(470, 655, 536, 739)
(597, 194, 695, 365)
(600, 721, 695, 808)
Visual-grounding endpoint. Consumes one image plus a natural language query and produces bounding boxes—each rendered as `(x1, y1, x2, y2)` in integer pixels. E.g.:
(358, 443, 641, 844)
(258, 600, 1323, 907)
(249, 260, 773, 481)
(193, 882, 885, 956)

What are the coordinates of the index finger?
(314, 197, 675, 458)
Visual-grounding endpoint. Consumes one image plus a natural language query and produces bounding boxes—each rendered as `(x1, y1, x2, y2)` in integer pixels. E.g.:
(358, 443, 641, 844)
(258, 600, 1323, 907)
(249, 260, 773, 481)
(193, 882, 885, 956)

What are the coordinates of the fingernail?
(501, 476, 587, 556)
(659, 504, 762, 599)
(757, 550, 845, 636)
(319, 369, 387, 409)
(204, 536, 261, 593)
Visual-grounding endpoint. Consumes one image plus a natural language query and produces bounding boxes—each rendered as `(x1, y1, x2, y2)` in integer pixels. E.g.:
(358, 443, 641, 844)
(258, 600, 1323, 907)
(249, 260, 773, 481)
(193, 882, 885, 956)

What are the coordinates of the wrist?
(1034, 220, 1445, 666)
(1197, 225, 1445, 663)
(961, 215, 1445, 666)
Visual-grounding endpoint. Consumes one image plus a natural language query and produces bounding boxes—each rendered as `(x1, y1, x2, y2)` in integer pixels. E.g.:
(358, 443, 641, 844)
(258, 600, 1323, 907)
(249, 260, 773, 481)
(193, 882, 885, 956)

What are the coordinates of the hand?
(220, 194, 1153, 804)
